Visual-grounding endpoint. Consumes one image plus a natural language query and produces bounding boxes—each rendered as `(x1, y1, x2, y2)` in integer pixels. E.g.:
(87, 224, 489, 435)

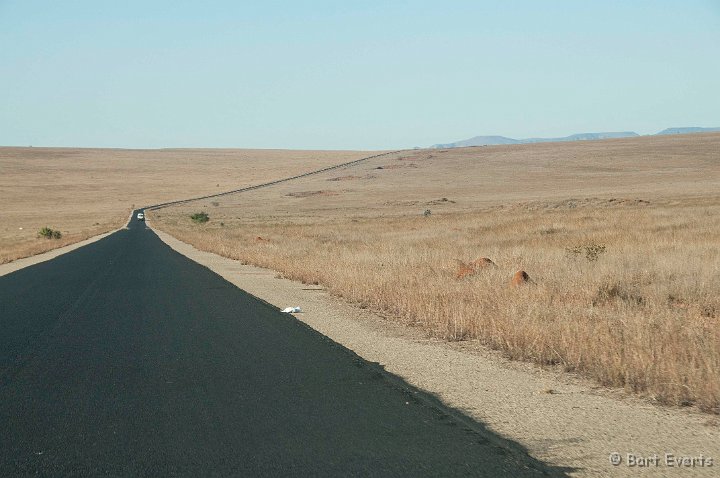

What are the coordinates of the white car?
(137, 212, 145, 221)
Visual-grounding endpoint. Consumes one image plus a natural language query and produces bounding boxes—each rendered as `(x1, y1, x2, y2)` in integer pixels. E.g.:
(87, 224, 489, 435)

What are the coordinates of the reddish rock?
(471, 257, 496, 268)
(511, 270, 531, 286)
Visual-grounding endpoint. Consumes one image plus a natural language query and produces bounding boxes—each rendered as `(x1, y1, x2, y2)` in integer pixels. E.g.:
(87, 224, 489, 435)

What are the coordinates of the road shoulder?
(151, 225, 720, 477)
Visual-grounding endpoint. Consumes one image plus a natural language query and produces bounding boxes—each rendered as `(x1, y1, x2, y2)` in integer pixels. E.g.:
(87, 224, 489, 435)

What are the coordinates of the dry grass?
(0, 147, 373, 263)
(152, 133, 720, 412)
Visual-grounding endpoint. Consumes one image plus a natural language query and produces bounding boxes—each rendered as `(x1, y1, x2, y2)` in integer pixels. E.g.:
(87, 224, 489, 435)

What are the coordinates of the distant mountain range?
(655, 127, 720, 135)
(431, 127, 720, 148)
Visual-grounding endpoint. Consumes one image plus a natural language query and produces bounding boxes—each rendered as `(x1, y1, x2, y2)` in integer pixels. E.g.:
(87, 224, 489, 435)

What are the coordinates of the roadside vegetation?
(153, 198, 720, 412)
(37, 227, 62, 239)
(190, 212, 210, 224)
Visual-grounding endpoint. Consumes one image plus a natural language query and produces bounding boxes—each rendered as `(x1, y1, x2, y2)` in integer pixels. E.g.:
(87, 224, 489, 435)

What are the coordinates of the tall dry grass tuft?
(152, 199, 720, 412)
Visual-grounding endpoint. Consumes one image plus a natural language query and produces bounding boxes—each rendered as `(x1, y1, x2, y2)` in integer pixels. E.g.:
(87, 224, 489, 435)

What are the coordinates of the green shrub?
(38, 227, 62, 239)
(190, 212, 210, 224)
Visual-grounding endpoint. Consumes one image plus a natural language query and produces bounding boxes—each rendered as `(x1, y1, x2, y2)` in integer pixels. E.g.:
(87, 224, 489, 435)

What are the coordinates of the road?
(0, 212, 565, 476)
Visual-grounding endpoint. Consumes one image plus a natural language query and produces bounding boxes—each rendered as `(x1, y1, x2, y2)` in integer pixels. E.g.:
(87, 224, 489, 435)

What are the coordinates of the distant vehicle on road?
(137, 213, 145, 221)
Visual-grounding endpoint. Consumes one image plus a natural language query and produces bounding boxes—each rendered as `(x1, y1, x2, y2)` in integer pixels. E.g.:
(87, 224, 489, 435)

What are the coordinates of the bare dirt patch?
(376, 163, 418, 169)
(286, 190, 341, 198)
(426, 197, 456, 206)
(327, 174, 376, 182)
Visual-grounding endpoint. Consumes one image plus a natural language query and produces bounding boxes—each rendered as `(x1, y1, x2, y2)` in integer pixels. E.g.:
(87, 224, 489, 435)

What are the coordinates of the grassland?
(0, 147, 372, 263)
(151, 133, 720, 412)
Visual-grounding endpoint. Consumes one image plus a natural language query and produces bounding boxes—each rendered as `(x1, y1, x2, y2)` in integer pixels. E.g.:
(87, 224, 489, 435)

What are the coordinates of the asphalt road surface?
(0, 212, 567, 476)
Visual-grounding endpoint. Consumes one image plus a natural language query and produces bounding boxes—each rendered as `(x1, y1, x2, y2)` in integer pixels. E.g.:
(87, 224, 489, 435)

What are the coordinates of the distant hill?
(522, 132, 639, 144)
(433, 135, 519, 149)
(432, 131, 638, 148)
(656, 127, 720, 135)
(432, 127, 720, 148)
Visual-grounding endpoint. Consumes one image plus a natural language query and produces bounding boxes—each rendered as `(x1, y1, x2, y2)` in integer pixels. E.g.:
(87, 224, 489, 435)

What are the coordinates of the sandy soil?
(151, 223, 720, 477)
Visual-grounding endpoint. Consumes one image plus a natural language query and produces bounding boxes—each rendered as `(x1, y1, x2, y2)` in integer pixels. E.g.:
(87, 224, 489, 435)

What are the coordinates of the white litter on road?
(281, 307, 302, 313)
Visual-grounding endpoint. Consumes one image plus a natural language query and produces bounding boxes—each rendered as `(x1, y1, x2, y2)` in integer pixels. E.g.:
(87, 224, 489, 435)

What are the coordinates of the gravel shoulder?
(152, 224, 720, 477)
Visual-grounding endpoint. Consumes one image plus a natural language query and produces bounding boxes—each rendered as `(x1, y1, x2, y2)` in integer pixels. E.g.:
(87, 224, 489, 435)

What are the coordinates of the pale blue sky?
(1, 1, 718, 149)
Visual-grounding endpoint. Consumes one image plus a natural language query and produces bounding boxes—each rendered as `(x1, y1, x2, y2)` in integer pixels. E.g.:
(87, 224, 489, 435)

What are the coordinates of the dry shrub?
(456, 257, 496, 279)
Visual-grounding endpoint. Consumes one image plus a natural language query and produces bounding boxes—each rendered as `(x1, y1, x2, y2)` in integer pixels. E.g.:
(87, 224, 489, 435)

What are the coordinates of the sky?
(1, 1, 719, 150)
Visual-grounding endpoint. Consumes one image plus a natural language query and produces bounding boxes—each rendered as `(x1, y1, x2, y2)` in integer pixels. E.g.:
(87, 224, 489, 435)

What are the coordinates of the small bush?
(567, 243, 606, 261)
(540, 226, 562, 235)
(593, 282, 644, 306)
(190, 212, 210, 224)
(38, 227, 62, 239)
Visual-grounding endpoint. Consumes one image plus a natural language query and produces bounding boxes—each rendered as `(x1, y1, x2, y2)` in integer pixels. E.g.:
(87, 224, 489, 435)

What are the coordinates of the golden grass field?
(151, 133, 720, 412)
(0, 147, 373, 264)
